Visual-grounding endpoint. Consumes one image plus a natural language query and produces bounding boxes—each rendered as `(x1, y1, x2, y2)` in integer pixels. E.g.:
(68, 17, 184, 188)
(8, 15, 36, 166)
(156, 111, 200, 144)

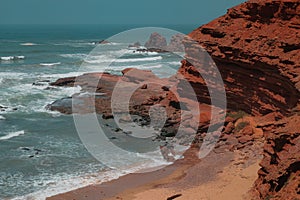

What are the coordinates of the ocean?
(0, 24, 196, 199)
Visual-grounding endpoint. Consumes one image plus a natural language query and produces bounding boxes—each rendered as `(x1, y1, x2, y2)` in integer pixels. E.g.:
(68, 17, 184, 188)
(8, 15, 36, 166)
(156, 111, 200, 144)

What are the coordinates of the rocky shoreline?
(47, 0, 300, 199)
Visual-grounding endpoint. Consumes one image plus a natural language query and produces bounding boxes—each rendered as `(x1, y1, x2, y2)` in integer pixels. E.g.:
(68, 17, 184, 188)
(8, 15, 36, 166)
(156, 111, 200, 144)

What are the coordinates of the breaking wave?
(0, 130, 25, 141)
(0, 56, 25, 61)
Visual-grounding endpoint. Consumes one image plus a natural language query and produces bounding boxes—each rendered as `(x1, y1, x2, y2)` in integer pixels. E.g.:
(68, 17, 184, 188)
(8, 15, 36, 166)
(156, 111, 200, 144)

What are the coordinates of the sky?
(0, 0, 246, 25)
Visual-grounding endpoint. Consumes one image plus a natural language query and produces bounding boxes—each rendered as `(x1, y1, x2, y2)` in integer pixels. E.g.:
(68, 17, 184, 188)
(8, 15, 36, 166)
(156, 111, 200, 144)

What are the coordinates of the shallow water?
(0, 24, 193, 199)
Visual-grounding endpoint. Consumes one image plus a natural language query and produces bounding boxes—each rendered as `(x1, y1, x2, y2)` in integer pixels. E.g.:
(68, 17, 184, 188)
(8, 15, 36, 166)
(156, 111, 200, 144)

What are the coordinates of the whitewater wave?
(105, 64, 163, 72)
(0, 72, 28, 86)
(60, 53, 87, 59)
(60, 49, 131, 60)
(130, 50, 159, 56)
(1, 56, 14, 61)
(144, 51, 159, 56)
(0, 130, 25, 141)
(0, 115, 5, 120)
(52, 40, 122, 48)
(40, 72, 86, 79)
(0, 56, 25, 61)
(0, 79, 81, 116)
(12, 147, 173, 200)
(20, 43, 38, 46)
(60, 48, 160, 62)
(39, 62, 61, 66)
(16, 56, 25, 59)
(85, 56, 163, 64)
(100, 42, 122, 46)
(167, 61, 181, 66)
(11, 169, 125, 200)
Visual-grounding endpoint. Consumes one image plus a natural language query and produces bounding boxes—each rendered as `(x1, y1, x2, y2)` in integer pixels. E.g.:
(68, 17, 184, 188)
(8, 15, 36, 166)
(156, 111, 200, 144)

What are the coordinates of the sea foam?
(12, 148, 173, 200)
(0, 56, 25, 61)
(0, 130, 25, 141)
(39, 62, 61, 66)
(85, 56, 163, 64)
(20, 43, 38, 46)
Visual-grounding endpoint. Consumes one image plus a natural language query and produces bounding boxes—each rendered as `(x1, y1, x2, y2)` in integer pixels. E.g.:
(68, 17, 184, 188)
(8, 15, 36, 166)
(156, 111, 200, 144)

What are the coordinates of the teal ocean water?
(0, 24, 195, 199)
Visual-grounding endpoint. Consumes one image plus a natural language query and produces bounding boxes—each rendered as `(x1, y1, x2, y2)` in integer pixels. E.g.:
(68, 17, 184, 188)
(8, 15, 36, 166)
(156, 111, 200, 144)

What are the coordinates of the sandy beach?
(47, 140, 263, 200)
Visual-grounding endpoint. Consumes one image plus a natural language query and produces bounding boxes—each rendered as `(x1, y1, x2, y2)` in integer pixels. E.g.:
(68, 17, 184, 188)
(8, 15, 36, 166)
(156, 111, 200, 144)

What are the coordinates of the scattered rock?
(44, 87, 59, 91)
(21, 147, 30, 151)
(0, 105, 8, 109)
(167, 194, 182, 200)
(141, 84, 147, 89)
(114, 128, 122, 132)
(238, 135, 253, 144)
(223, 122, 234, 134)
(98, 40, 110, 44)
(50, 77, 76, 87)
(102, 113, 114, 119)
(47, 97, 73, 114)
(123, 131, 132, 135)
(161, 86, 170, 91)
(239, 125, 253, 135)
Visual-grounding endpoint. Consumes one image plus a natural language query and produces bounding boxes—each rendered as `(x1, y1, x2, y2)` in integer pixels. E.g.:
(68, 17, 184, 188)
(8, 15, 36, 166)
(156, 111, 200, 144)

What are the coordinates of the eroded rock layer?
(179, 0, 300, 115)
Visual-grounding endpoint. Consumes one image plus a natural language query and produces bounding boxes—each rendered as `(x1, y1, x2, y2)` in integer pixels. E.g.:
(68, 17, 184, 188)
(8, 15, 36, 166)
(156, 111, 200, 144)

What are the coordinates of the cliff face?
(180, 0, 300, 115)
(255, 115, 300, 200)
(178, 0, 300, 199)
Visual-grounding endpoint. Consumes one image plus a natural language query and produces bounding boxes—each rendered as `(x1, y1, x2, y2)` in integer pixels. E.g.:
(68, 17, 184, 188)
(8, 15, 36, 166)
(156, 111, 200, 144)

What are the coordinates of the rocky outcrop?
(50, 77, 76, 87)
(180, 0, 300, 116)
(98, 40, 110, 44)
(48, 69, 188, 137)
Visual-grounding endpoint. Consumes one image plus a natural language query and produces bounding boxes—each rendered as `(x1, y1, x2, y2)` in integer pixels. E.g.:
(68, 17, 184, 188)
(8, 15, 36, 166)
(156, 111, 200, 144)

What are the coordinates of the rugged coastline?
(47, 0, 300, 199)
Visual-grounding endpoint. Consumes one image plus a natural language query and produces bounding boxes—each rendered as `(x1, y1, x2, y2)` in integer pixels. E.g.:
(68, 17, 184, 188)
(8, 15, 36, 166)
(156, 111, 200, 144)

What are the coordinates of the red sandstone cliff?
(178, 0, 300, 199)
(180, 0, 300, 116)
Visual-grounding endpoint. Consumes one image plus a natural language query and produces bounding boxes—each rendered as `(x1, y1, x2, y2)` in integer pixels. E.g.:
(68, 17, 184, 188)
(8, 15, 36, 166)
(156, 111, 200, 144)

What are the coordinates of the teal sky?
(0, 0, 246, 25)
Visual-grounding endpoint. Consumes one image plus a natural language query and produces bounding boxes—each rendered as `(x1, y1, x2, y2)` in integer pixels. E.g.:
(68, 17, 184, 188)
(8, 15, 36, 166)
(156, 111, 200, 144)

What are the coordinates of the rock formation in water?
(144, 32, 167, 49)
(143, 32, 185, 52)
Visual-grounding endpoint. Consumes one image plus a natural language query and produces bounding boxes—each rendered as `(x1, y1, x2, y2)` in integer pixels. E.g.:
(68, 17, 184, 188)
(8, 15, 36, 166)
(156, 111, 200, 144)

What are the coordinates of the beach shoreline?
(47, 141, 263, 200)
